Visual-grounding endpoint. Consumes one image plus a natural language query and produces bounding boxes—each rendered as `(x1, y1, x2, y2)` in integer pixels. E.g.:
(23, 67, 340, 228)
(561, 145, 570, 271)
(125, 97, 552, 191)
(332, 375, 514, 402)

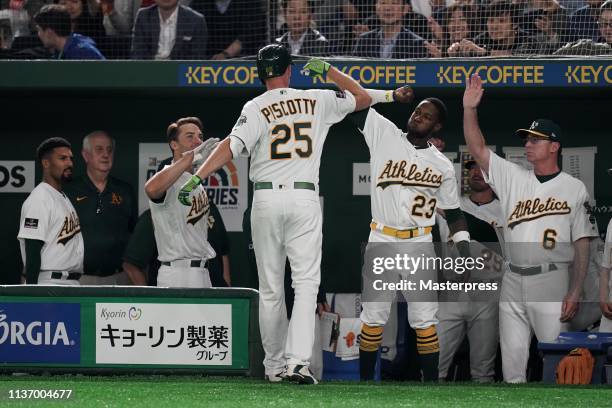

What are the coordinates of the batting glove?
(178, 175, 202, 206)
(301, 59, 331, 79)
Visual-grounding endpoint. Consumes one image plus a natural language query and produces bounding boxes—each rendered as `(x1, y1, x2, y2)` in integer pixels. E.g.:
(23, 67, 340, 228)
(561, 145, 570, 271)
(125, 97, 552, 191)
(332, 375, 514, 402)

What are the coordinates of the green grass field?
(0, 376, 610, 407)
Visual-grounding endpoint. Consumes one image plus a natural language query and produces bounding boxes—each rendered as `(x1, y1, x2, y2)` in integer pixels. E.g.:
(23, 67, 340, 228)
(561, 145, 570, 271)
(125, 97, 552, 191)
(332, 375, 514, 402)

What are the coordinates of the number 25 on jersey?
(270, 122, 313, 159)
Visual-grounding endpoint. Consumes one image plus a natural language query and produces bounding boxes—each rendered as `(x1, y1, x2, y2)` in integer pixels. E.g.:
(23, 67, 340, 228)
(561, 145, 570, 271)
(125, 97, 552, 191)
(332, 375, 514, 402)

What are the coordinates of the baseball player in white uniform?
(18, 137, 84, 286)
(144, 117, 217, 288)
(335, 85, 472, 382)
(599, 206, 612, 332)
(463, 74, 598, 383)
(177, 46, 371, 384)
(436, 161, 503, 382)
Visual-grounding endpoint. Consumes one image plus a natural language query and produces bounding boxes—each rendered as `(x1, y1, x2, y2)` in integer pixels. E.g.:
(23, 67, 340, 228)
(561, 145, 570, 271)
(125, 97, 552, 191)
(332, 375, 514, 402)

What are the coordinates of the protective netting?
(0, 0, 610, 59)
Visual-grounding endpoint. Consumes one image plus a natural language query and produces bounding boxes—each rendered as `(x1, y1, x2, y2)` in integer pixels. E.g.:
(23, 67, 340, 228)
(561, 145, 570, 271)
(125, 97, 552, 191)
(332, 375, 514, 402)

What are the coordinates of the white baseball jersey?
(150, 169, 215, 263)
(229, 87, 356, 183)
(17, 182, 84, 273)
(603, 219, 612, 269)
(361, 108, 460, 229)
(459, 195, 503, 227)
(483, 151, 598, 266)
(436, 196, 503, 242)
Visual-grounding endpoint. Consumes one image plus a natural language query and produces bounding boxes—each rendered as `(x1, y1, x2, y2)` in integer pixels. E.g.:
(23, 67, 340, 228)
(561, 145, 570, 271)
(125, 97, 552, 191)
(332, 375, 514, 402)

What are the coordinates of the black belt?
(161, 260, 205, 268)
(51, 272, 81, 280)
(509, 263, 557, 276)
(254, 182, 315, 191)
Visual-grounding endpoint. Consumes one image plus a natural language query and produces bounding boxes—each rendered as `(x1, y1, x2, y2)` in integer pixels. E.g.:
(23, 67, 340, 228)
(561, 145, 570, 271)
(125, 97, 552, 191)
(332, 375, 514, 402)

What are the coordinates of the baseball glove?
(555, 347, 595, 384)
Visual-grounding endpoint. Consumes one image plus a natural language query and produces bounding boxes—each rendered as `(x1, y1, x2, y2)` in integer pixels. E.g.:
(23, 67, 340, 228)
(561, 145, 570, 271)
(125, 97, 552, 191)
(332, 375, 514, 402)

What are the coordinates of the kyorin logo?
(128, 307, 142, 321)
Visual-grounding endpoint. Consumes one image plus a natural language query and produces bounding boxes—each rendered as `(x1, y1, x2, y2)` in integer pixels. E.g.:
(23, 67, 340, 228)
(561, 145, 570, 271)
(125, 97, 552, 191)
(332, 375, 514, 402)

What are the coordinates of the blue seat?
(538, 332, 612, 384)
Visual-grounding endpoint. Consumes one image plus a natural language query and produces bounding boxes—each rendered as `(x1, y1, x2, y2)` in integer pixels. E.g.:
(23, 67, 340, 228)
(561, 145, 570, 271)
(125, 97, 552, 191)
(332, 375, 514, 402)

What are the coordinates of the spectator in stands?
(352, 0, 427, 58)
(57, 0, 106, 42)
(275, 0, 330, 56)
(190, 0, 266, 59)
(0, 0, 31, 48)
(131, 0, 207, 59)
(411, 0, 452, 18)
(100, 0, 142, 35)
(522, 2, 572, 53)
(310, 0, 359, 54)
(569, 0, 603, 40)
(446, 1, 535, 56)
(353, 0, 435, 43)
(442, 4, 478, 56)
(597, 0, 612, 43)
(554, 0, 612, 53)
(34, 4, 105, 58)
(65, 131, 137, 286)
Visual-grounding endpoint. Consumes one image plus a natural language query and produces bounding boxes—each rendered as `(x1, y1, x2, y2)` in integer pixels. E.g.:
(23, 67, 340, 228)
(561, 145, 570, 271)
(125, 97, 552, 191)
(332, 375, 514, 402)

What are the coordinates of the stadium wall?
(0, 59, 610, 292)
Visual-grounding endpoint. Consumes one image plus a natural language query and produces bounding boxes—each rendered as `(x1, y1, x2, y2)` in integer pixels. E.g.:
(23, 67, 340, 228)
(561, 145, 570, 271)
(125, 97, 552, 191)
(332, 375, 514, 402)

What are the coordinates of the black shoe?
(287, 364, 318, 385)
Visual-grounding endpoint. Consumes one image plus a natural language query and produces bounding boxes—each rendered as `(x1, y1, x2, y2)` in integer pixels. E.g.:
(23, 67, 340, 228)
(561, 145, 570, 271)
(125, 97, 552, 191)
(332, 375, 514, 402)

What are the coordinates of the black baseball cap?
(515, 119, 562, 142)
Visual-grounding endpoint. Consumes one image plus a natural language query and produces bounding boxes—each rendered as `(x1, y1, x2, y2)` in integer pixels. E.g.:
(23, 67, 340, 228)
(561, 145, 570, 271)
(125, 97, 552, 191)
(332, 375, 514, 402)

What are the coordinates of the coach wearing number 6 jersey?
(463, 74, 598, 383)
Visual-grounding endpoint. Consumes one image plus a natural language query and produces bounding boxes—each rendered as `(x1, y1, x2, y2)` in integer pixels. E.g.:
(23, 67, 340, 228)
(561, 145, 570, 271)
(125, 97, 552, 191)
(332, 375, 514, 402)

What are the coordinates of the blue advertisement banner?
(178, 60, 612, 88)
(0, 303, 80, 364)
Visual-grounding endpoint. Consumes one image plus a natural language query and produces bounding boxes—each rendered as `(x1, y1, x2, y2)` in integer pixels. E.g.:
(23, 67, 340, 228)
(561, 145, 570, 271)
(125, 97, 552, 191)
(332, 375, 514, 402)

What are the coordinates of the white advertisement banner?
(0, 161, 35, 193)
(138, 143, 248, 231)
(96, 303, 232, 365)
(353, 163, 371, 196)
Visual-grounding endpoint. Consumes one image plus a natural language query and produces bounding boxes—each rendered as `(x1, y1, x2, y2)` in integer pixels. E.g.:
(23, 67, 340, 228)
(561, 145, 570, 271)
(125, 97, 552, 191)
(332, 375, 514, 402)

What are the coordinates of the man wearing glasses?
(462, 74, 598, 382)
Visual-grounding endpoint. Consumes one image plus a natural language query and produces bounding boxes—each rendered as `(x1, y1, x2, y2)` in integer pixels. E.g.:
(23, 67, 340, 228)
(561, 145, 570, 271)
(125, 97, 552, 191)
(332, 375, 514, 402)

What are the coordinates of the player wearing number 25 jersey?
(177, 47, 371, 384)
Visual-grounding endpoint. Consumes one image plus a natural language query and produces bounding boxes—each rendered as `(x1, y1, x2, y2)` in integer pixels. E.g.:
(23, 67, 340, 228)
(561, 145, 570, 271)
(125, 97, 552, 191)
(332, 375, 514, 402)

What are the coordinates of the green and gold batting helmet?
(256, 44, 292, 84)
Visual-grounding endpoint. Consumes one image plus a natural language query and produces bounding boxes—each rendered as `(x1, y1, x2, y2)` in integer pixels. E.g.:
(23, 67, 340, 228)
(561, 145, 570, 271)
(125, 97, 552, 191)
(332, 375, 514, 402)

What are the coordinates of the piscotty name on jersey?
(260, 98, 317, 123)
(187, 190, 210, 226)
(376, 160, 443, 190)
(507, 197, 571, 229)
(57, 212, 81, 245)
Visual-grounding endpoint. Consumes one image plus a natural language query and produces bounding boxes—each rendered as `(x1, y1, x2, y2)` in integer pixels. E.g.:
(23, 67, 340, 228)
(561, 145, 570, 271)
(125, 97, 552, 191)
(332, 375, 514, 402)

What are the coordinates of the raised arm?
(302, 59, 371, 110)
(463, 74, 490, 174)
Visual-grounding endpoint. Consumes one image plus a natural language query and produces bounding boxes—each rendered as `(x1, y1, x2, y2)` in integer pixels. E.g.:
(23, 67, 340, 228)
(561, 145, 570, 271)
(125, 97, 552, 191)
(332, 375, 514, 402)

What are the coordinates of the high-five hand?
(463, 74, 484, 109)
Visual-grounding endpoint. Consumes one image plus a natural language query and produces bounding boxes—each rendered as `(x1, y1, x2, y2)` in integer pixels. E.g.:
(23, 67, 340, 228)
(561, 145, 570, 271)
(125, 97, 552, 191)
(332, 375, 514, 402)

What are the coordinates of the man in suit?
(131, 0, 207, 60)
(352, 0, 426, 59)
(275, 0, 330, 56)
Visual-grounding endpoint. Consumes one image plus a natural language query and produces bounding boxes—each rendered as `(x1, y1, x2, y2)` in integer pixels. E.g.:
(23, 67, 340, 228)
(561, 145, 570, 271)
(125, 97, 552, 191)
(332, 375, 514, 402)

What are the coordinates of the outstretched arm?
(365, 85, 414, 106)
(463, 74, 490, 175)
(178, 138, 234, 206)
(144, 152, 194, 200)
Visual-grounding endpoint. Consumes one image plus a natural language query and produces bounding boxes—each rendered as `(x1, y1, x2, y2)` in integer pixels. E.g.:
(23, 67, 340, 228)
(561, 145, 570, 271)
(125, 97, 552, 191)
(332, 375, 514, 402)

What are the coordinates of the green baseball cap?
(515, 119, 561, 142)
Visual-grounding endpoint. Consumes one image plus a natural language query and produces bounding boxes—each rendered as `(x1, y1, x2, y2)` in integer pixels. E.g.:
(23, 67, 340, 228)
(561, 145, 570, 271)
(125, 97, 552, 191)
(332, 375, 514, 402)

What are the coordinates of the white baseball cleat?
(287, 365, 318, 385)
